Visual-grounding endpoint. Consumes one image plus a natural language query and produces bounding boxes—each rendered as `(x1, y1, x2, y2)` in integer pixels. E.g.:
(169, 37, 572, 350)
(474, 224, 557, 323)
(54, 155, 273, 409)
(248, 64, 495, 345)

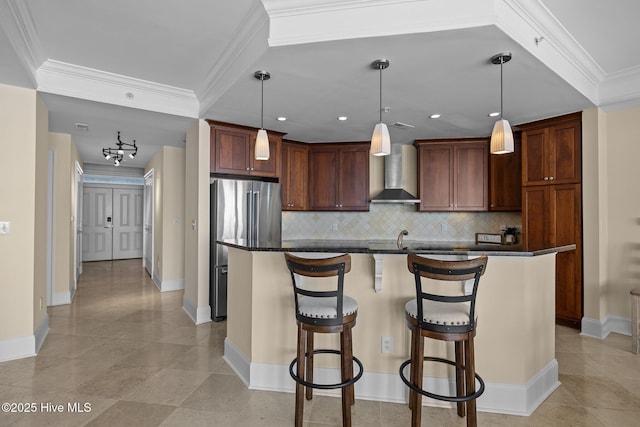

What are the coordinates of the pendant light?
(490, 52, 514, 154)
(370, 59, 391, 156)
(254, 70, 271, 161)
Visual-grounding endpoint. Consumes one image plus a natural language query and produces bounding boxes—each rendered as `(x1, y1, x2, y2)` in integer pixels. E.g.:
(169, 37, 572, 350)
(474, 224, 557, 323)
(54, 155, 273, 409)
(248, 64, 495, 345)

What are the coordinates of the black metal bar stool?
(399, 253, 488, 427)
(284, 253, 363, 427)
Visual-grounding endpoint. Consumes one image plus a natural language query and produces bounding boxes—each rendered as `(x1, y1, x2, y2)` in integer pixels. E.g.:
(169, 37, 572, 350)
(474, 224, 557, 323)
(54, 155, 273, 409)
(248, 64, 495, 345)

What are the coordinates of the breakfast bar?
(219, 239, 574, 416)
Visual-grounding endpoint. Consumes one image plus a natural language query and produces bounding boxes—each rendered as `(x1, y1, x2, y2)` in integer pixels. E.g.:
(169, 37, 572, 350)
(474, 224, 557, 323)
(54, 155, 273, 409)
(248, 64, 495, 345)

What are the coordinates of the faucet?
(397, 229, 409, 249)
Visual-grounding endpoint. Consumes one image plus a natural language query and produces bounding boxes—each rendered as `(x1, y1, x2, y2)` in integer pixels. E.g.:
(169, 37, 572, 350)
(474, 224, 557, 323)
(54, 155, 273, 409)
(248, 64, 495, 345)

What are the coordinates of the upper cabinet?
(489, 132, 522, 211)
(520, 113, 581, 186)
(281, 141, 309, 211)
(309, 143, 370, 211)
(414, 138, 488, 212)
(208, 121, 283, 178)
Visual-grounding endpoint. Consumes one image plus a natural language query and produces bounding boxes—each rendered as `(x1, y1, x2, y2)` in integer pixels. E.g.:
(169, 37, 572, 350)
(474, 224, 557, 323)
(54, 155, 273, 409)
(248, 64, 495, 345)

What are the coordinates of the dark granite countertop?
(217, 239, 575, 257)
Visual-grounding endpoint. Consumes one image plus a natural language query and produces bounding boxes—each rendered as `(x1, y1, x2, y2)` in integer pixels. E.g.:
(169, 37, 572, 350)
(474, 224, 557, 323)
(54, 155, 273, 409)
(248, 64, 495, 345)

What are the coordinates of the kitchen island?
(219, 239, 574, 416)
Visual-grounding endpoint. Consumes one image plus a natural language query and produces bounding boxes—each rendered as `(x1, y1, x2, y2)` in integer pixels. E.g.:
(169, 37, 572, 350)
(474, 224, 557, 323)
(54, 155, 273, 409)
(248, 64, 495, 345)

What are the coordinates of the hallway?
(1, 259, 639, 426)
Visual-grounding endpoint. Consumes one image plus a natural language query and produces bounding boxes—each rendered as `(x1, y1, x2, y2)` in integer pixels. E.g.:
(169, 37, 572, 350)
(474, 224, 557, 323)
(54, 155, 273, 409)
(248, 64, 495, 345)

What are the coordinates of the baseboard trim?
(51, 290, 71, 306)
(224, 338, 250, 387)
(152, 271, 161, 291)
(225, 341, 558, 415)
(160, 278, 184, 292)
(0, 334, 35, 362)
(581, 316, 631, 339)
(35, 314, 49, 354)
(182, 294, 211, 325)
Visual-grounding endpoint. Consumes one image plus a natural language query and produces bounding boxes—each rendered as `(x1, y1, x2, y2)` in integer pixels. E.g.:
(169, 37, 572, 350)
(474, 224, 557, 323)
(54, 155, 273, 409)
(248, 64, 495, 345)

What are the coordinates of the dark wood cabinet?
(522, 113, 581, 186)
(522, 184, 582, 325)
(489, 133, 521, 211)
(309, 143, 369, 211)
(208, 121, 282, 178)
(520, 112, 583, 327)
(281, 141, 309, 211)
(414, 138, 488, 212)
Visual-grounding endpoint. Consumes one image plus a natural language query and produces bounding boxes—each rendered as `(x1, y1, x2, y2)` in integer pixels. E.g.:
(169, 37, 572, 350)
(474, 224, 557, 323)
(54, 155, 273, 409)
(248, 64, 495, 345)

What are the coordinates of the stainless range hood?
(370, 145, 420, 204)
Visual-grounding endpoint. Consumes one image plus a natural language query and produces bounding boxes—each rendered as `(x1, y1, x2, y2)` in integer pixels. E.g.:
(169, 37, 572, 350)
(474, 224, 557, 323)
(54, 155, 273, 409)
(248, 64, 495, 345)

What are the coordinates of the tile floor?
(1, 259, 640, 426)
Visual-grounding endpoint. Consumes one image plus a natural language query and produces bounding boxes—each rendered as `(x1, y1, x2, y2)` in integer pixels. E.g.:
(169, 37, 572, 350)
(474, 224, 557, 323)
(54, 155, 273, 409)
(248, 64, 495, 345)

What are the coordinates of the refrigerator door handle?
(246, 191, 253, 243)
(253, 191, 260, 243)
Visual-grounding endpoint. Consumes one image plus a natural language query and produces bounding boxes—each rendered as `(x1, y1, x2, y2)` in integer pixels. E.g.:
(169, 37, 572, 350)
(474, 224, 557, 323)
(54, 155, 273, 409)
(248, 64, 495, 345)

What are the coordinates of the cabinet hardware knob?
(544, 177, 549, 180)
(549, 176, 554, 180)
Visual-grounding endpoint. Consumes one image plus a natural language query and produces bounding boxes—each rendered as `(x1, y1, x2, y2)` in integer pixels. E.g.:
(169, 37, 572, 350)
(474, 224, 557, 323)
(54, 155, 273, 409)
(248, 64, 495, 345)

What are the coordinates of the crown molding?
(37, 60, 199, 118)
(266, 0, 495, 47)
(598, 65, 640, 112)
(0, 0, 45, 86)
(197, 2, 270, 116)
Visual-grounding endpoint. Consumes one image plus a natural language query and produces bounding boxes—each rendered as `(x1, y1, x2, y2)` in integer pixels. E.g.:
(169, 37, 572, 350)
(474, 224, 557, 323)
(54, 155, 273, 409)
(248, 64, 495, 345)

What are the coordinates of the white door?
(113, 188, 143, 259)
(143, 171, 154, 275)
(82, 187, 113, 261)
(82, 186, 143, 261)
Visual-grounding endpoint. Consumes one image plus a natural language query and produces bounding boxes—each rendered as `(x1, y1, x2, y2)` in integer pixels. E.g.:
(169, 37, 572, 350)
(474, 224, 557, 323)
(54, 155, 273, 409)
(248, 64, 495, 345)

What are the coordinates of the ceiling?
(1, 0, 639, 169)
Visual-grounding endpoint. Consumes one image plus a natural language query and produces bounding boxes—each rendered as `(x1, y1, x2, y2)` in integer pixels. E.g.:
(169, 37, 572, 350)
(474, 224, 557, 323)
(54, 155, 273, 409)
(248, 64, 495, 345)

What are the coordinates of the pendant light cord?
(260, 77, 264, 129)
(500, 56, 504, 120)
(379, 66, 383, 123)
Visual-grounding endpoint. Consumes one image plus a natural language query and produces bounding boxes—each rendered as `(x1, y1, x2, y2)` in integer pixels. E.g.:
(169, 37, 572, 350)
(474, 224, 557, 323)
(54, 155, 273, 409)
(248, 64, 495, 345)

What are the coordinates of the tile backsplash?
(282, 204, 521, 242)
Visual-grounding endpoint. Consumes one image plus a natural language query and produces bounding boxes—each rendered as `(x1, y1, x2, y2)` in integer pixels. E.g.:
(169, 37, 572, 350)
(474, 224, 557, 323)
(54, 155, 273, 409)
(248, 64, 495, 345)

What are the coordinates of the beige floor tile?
(36, 333, 109, 359)
(84, 401, 175, 427)
(180, 373, 254, 413)
(586, 407, 640, 427)
(121, 368, 211, 406)
(115, 342, 192, 368)
(167, 345, 225, 372)
(75, 365, 160, 398)
(559, 373, 640, 410)
(158, 407, 240, 427)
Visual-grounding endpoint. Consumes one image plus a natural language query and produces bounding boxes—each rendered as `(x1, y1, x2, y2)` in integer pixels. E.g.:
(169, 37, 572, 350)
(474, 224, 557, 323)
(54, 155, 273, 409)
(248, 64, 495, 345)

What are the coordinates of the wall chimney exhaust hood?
(370, 145, 420, 204)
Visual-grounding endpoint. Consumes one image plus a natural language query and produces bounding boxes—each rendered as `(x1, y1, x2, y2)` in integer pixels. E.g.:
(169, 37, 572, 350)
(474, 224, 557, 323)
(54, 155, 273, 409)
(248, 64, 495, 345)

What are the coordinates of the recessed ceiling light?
(337, 116, 348, 121)
(276, 116, 287, 121)
(429, 114, 441, 119)
(126, 92, 134, 99)
(489, 111, 500, 117)
(74, 123, 89, 131)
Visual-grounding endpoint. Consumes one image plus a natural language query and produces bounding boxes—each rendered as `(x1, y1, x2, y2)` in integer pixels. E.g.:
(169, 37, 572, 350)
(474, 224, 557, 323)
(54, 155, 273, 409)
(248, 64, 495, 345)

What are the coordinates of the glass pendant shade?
(490, 119, 514, 154)
(371, 122, 391, 156)
(255, 128, 270, 160)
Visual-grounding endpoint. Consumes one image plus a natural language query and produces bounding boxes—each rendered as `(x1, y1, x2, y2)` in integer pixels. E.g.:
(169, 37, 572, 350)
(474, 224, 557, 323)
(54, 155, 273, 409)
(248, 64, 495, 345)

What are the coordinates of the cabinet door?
(418, 144, 453, 211)
(337, 147, 369, 211)
(212, 127, 251, 174)
(490, 135, 521, 211)
(454, 142, 488, 211)
(522, 186, 549, 251)
(309, 149, 338, 210)
(250, 133, 281, 178)
(282, 143, 308, 210)
(549, 184, 582, 324)
(549, 121, 581, 184)
(522, 128, 549, 186)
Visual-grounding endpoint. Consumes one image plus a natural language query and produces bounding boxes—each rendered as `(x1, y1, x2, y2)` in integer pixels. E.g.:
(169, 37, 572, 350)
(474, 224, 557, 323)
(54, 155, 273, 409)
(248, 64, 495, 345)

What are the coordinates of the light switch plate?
(476, 232, 502, 244)
(0, 221, 10, 235)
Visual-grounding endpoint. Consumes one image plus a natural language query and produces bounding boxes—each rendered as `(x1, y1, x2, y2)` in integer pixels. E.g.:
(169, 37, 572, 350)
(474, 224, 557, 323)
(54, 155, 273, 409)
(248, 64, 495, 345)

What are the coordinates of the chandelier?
(103, 131, 137, 166)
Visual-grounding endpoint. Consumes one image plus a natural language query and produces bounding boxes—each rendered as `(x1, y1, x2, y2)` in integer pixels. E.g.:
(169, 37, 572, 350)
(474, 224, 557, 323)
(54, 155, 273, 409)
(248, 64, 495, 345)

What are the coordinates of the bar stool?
(399, 253, 488, 427)
(284, 253, 363, 427)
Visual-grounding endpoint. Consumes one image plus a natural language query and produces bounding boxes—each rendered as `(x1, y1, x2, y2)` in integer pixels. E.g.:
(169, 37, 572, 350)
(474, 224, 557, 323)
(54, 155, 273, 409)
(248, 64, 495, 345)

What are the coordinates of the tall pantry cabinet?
(520, 112, 583, 327)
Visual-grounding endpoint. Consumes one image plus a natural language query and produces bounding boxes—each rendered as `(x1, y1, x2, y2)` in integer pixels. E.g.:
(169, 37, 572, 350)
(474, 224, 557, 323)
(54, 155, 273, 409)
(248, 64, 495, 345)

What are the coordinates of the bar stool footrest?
(289, 349, 363, 390)
(399, 356, 485, 403)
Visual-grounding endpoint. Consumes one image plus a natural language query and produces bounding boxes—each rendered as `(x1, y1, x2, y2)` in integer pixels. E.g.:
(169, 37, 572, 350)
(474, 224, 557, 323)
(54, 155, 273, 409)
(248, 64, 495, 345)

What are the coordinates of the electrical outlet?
(332, 223, 338, 231)
(441, 223, 447, 232)
(381, 336, 394, 353)
(0, 221, 10, 235)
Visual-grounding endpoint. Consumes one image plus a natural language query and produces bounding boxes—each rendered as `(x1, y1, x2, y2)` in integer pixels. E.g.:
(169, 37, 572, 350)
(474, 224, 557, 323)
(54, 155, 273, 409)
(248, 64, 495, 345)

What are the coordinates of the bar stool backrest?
(407, 253, 488, 334)
(284, 253, 352, 327)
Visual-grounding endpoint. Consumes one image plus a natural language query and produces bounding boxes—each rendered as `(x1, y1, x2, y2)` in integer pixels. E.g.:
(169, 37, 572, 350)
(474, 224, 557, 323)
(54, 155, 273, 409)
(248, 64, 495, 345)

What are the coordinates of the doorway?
(82, 185, 143, 261)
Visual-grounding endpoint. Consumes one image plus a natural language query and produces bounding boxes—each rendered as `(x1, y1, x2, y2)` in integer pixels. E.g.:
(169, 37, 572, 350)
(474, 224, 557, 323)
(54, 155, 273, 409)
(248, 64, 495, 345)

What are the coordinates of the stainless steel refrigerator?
(210, 178, 282, 321)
